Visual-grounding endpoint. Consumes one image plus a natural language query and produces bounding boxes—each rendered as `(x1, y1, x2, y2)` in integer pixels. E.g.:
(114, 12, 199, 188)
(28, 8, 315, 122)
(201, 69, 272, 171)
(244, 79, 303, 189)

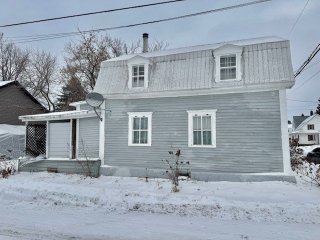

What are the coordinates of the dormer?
(127, 55, 150, 90)
(214, 44, 243, 82)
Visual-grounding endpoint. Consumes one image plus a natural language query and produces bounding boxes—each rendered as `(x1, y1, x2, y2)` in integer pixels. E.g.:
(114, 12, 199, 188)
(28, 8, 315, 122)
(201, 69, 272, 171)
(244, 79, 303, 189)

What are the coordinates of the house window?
(187, 110, 217, 148)
(128, 112, 152, 146)
(220, 55, 237, 80)
(307, 124, 314, 130)
(308, 135, 315, 141)
(132, 65, 145, 88)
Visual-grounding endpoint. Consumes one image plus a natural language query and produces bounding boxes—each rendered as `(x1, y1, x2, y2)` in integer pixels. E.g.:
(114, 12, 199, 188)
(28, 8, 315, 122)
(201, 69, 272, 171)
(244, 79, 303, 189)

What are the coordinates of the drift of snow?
(0, 172, 319, 239)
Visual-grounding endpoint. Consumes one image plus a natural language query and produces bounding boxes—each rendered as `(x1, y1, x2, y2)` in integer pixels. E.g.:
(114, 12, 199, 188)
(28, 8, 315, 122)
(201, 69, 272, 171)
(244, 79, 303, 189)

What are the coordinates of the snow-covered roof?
(94, 36, 294, 97)
(19, 110, 96, 122)
(106, 36, 285, 62)
(0, 80, 14, 87)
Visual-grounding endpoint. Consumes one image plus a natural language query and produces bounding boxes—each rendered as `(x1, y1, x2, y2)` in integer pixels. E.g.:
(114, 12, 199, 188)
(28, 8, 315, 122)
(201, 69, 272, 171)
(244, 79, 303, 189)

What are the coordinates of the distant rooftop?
(106, 36, 286, 62)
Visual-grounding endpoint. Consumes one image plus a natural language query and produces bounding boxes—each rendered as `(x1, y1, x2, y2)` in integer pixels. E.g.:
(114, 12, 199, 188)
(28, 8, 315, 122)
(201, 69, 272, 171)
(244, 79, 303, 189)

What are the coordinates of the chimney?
(142, 33, 148, 53)
(310, 110, 314, 116)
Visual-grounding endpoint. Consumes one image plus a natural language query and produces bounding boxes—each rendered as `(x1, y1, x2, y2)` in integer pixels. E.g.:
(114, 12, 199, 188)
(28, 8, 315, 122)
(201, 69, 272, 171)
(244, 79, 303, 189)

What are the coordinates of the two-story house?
(19, 35, 296, 182)
(290, 113, 320, 145)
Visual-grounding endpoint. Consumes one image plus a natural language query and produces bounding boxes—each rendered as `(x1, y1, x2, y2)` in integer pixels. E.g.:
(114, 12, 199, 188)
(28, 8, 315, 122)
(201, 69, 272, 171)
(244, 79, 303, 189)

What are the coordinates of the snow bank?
(0, 124, 25, 159)
(1, 172, 319, 225)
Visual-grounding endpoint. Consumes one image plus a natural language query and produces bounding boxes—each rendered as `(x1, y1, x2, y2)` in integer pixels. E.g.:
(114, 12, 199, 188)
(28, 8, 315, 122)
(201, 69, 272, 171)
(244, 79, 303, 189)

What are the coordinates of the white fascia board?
(103, 81, 294, 100)
(69, 101, 86, 107)
(19, 111, 96, 122)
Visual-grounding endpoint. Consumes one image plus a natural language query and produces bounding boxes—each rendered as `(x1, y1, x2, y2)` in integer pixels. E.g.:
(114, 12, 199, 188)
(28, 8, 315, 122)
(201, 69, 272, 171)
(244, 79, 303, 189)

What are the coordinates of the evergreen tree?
(316, 98, 320, 115)
(56, 77, 86, 111)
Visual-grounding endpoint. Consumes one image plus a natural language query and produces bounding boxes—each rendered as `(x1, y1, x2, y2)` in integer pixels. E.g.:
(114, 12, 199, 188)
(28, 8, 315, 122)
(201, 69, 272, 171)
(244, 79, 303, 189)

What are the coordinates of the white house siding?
(104, 90, 283, 173)
(78, 117, 99, 159)
(94, 40, 294, 95)
(48, 121, 70, 158)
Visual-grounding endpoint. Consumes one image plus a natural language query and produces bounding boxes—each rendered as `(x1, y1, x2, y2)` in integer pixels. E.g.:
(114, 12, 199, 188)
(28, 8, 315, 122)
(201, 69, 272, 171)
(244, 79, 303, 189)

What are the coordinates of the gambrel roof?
(94, 36, 295, 98)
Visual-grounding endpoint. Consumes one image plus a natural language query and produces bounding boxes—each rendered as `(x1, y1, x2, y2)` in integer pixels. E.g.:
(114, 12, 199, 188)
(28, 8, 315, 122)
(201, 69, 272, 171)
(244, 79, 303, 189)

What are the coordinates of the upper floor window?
(220, 55, 237, 80)
(132, 65, 145, 88)
(214, 45, 242, 82)
(307, 124, 314, 130)
(127, 55, 150, 90)
(187, 110, 217, 148)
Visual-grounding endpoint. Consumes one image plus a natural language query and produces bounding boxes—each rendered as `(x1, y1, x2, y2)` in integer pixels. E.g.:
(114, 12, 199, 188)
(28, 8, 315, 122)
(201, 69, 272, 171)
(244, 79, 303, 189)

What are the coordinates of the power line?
(0, 0, 185, 28)
(294, 43, 320, 78)
(291, 69, 320, 92)
(288, 0, 310, 36)
(9, 0, 272, 44)
(287, 98, 318, 103)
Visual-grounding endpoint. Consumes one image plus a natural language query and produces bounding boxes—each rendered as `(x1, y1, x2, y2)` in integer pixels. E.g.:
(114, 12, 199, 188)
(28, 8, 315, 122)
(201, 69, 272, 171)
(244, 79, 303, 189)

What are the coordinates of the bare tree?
(0, 33, 29, 82)
(22, 51, 58, 111)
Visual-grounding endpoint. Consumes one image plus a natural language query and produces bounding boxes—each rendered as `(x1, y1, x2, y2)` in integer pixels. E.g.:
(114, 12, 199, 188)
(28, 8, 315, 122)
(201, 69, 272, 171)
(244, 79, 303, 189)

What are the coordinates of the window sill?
(128, 143, 152, 147)
(188, 144, 216, 148)
(216, 78, 242, 83)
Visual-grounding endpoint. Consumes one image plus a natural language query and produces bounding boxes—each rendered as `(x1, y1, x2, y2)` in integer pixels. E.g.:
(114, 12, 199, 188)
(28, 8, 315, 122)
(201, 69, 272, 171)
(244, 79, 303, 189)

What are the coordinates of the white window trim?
(127, 56, 150, 90)
(187, 110, 217, 148)
(128, 112, 152, 146)
(214, 45, 242, 82)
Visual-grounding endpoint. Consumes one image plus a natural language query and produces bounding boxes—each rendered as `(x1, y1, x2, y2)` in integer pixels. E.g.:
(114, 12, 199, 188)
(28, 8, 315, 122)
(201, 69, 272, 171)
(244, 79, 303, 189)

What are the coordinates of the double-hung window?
(187, 110, 217, 148)
(220, 55, 237, 80)
(307, 124, 314, 130)
(308, 134, 315, 141)
(128, 112, 152, 146)
(132, 65, 145, 88)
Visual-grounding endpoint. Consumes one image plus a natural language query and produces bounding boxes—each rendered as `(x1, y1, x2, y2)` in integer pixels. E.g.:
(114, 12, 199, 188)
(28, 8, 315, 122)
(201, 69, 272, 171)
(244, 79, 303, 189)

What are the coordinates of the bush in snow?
(0, 160, 16, 178)
(163, 149, 190, 192)
(290, 139, 305, 171)
(290, 139, 320, 186)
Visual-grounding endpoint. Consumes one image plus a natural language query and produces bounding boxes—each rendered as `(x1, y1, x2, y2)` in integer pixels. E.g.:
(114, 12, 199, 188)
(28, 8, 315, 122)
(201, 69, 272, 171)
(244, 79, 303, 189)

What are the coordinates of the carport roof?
(19, 110, 96, 122)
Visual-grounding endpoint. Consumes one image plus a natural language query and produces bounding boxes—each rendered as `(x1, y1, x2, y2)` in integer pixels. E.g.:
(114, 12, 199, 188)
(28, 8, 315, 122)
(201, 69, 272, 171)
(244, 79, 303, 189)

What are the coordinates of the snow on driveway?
(0, 172, 319, 239)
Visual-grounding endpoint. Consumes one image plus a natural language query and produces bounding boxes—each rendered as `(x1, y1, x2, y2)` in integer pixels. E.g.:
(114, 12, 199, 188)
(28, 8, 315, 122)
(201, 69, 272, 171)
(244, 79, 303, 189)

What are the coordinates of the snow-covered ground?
(0, 172, 319, 239)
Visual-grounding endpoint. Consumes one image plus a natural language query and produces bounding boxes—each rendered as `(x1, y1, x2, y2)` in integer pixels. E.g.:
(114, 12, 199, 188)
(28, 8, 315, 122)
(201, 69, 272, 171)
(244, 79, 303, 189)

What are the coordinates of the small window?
(307, 124, 314, 130)
(132, 65, 145, 88)
(187, 110, 217, 148)
(308, 135, 315, 141)
(128, 112, 152, 146)
(220, 55, 237, 80)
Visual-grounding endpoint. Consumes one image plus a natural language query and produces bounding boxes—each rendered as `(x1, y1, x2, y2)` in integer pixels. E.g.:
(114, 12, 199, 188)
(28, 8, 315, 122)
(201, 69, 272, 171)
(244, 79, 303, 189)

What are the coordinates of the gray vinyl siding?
(104, 90, 283, 173)
(78, 117, 99, 158)
(48, 122, 70, 158)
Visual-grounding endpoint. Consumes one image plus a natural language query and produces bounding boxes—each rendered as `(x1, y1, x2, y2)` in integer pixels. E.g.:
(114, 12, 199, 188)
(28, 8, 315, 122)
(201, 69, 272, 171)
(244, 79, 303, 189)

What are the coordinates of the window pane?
(133, 66, 138, 76)
(133, 117, 140, 130)
(140, 131, 148, 144)
(132, 77, 138, 87)
(133, 131, 140, 144)
(203, 131, 212, 145)
(193, 131, 201, 145)
(220, 55, 236, 67)
(202, 116, 211, 130)
(138, 76, 144, 87)
(220, 67, 236, 80)
(139, 65, 144, 75)
(193, 116, 201, 130)
(140, 117, 148, 130)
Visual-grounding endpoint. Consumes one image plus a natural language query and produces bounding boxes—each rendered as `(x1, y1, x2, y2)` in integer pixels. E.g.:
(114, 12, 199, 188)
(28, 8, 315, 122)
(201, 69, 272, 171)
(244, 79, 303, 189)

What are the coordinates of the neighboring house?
(0, 81, 46, 158)
(0, 81, 46, 125)
(19, 35, 296, 182)
(290, 114, 320, 145)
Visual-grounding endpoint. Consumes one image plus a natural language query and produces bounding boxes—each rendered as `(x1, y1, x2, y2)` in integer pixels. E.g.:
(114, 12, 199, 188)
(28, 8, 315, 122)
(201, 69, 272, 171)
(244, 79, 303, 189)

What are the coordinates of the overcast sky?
(0, 0, 319, 119)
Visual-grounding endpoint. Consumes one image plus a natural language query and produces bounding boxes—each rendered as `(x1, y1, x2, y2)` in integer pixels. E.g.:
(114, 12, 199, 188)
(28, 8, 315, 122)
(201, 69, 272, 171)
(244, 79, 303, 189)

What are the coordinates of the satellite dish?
(86, 92, 104, 108)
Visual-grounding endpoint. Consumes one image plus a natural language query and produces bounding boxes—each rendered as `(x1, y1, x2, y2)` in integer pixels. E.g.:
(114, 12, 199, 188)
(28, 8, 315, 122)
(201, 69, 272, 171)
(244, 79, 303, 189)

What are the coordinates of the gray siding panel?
(104, 91, 283, 173)
(48, 122, 70, 158)
(78, 117, 99, 158)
